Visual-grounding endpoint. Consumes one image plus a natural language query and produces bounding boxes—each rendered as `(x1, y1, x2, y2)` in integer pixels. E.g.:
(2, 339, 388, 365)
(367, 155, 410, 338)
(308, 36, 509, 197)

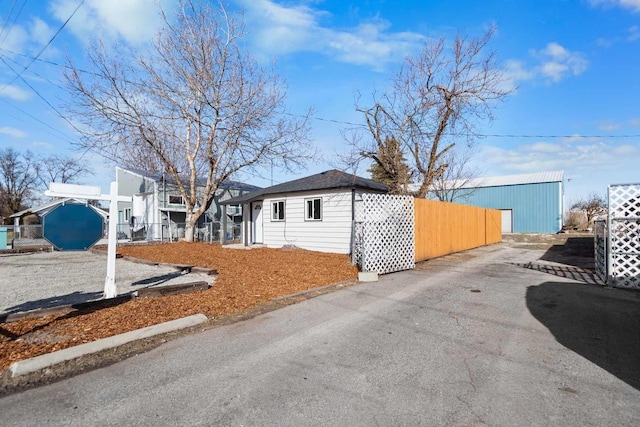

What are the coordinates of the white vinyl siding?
(262, 190, 355, 254)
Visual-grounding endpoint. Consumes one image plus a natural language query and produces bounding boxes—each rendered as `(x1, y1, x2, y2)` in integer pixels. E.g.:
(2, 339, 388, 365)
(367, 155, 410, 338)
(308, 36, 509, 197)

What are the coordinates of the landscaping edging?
(9, 314, 208, 377)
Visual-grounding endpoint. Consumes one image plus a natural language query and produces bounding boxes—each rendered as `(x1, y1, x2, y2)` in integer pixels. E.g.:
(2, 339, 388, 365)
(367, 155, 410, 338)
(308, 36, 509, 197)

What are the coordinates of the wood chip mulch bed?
(0, 242, 358, 372)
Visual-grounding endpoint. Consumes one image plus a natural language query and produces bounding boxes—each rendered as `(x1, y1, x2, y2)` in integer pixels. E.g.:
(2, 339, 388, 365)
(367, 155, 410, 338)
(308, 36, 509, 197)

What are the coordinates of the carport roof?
(220, 169, 388, 205)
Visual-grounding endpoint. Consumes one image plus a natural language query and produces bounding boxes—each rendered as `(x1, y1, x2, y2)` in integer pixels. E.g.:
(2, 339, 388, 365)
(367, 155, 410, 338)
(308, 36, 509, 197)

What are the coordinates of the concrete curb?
(9, 314, 208, 377)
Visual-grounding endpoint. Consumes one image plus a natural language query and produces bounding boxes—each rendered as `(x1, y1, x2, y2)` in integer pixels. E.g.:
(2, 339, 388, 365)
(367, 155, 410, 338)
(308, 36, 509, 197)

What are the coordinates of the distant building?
(436, 171, 564, 234)
(116, 167, 260, 241)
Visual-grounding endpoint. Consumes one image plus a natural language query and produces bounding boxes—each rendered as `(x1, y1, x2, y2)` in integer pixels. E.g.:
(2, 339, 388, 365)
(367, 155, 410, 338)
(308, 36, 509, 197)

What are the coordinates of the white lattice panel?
(360, 193, 415, 274)
(608, 184, 640, 289)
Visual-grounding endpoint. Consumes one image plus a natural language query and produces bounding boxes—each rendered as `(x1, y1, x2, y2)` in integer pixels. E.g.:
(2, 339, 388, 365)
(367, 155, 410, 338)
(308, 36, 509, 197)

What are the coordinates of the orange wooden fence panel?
(414, 199, 502, 262)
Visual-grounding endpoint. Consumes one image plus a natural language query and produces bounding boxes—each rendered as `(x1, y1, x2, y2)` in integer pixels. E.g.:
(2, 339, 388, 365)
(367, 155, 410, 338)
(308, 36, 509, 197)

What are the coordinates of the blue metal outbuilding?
(452, 171, 564, 234)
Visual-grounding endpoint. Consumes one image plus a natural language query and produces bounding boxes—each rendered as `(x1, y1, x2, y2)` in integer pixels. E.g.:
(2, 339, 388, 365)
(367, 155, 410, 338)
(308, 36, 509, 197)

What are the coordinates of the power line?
(1, 0, 84, 89)
(0, 96, 78, 145)
(0, 0, 26, 45)
(0, 56, 85, 137)
(0, 53, 66, 92)
(284, 112, 640, 139)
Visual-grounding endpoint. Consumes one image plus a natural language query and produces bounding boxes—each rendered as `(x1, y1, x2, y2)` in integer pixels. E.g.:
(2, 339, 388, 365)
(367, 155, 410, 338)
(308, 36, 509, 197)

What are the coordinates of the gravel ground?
(0, 251, 213, 315)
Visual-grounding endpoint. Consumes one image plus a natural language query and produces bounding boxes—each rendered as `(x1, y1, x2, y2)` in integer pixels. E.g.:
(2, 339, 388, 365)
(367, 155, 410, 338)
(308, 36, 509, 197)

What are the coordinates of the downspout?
(350, 188, 355, 258)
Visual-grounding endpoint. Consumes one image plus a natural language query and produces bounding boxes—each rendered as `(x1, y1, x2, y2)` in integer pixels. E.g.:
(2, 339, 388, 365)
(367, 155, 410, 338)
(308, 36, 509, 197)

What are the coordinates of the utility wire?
(4, 49, 638, 141)
(0, 56, 85, 136)
(0, 53, 66, 92)
(0, 0, 25, 45)
(1, 0, 84, 89)
(284, 112, 640, 138)
(0, 96, 78, 145)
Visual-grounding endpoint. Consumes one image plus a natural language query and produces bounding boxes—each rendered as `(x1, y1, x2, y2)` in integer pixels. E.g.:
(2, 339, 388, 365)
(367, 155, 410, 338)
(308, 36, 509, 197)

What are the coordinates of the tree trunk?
(184, 211, 197, 242)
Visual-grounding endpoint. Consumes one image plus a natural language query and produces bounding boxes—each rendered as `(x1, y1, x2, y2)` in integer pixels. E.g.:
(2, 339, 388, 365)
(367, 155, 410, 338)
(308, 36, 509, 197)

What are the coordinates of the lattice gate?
(352, 193, 415, 274)
(606, 184, 640, 289)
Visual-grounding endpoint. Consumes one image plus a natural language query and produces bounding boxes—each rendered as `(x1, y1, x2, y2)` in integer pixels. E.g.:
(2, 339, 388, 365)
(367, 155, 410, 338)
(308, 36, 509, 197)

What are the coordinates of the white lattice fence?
(354, 193, 415, 274)
(607, 184, 640, 289)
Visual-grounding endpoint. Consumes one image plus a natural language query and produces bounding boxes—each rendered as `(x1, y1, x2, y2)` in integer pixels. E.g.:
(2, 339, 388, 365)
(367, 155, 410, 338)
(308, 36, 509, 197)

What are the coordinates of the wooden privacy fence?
(414, 199, 502, 262)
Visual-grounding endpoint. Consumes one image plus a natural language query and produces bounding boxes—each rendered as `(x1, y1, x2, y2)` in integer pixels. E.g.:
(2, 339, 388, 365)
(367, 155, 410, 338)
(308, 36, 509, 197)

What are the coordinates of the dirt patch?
(0, 243, 357, 377)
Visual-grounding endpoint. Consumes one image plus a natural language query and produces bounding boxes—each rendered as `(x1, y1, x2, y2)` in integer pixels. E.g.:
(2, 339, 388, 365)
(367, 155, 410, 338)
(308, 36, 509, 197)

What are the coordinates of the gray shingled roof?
(121, 167, 261, 192)
(220, 169, 388, 205)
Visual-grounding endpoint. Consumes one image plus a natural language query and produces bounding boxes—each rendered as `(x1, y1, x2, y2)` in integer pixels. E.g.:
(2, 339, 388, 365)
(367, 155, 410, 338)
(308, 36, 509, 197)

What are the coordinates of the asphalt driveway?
(0, 241, 638, 426)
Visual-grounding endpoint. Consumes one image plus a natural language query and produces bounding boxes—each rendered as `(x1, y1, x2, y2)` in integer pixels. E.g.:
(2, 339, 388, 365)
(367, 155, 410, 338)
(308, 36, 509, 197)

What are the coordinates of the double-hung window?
(272, 200, 285, 221)
(305, 198, 322, 221)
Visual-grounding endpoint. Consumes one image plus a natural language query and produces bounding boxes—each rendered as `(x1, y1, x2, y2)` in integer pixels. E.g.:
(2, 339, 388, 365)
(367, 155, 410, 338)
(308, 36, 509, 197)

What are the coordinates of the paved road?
(0, 251, 212, 314)
(1, 243, 639, 426)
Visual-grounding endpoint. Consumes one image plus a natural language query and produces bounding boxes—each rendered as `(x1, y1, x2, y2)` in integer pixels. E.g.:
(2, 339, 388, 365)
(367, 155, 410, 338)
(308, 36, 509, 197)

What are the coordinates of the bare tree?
(0, 148, 37, 221)
(571, 192, 607, 226)
(431, 146, 483, 202)
(65, 0, 312, 241)
(344, 27, 511, 198)
(35, 154, 93, 189)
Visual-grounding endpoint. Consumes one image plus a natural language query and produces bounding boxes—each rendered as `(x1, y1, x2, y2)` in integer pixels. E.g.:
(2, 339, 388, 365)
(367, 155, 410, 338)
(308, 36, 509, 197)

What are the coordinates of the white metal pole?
(104, 181, 119, 298)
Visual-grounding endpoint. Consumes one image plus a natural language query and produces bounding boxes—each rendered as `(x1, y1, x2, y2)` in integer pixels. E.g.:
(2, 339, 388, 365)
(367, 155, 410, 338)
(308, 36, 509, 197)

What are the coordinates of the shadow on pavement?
(131, 271, 184, 287)
(1, 291, 103, 315)
(539, 236, 595, 270)
(527, 281, 640, 391)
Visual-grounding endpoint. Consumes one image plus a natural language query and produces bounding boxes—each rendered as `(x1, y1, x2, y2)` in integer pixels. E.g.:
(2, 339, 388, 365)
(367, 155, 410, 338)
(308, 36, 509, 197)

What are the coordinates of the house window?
(124, 208, 132, 222)
(305, 198, 322, 221)
(169, 194, 185, 205)
(272, 200, 285, 221)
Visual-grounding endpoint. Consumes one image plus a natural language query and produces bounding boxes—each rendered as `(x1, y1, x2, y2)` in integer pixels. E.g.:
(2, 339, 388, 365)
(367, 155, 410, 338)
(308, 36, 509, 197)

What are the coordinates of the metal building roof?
(456, 170, 564, 189)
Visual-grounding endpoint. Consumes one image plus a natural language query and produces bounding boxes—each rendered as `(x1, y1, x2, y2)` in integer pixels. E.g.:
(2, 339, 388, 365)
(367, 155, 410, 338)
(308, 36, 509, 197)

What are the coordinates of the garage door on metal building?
(501, 209, 513, 233)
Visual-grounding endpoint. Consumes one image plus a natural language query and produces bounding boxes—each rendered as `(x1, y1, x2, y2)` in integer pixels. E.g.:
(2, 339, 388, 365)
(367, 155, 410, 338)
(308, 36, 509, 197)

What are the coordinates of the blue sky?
(0, 0, 638, 205)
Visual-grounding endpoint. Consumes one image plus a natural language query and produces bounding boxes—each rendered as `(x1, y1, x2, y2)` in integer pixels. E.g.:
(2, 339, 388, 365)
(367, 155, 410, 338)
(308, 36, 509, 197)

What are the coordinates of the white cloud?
(534, 42, 588, 82)
(0, 126, 27, 138)
(613, 144, 637, 155)
(479, 136, 636, 175)
(30, 141, 54, 150)
(29, 17, 55, 46)
(0, 85, 31, 101)
(598, 121, 622, 131)
(236, 0, 425, 70)
(48, 0, 176, 45)
(594, 25, 639, 47)
(0, 17, 58, 55)
(506, 42, 588, 85)
(629, 118, 640, 127)
(588, 0, 640, 13)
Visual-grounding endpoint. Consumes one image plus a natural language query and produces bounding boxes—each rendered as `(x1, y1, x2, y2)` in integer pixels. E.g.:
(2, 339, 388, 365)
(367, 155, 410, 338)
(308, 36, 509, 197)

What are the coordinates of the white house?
(116, 167, 260, 241)
(220, 170, 388, 254)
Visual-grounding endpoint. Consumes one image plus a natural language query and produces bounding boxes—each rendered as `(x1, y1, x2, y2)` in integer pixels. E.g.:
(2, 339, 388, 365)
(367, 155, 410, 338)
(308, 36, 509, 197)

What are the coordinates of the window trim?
(168, 194, 185, 205)
(305, 197, 322, 221)
(271, 200, 285, 221)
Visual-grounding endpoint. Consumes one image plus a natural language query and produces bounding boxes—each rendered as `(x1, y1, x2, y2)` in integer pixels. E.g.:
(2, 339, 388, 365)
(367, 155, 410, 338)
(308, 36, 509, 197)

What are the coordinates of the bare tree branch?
(343, 26, 512, 198)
